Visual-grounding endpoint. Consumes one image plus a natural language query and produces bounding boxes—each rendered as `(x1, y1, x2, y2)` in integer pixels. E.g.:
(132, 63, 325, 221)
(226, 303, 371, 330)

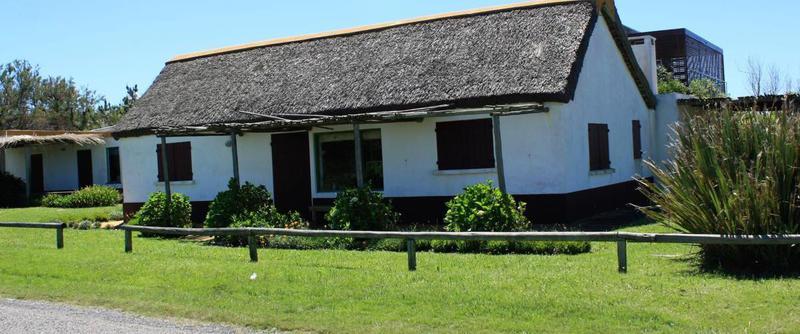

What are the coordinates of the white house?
(112, 0, 681, 224)
(1, 130, 122, 196)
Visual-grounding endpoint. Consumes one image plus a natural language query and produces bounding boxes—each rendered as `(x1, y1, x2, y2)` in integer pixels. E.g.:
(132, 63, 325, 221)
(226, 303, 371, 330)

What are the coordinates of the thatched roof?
(0, 132, 107, 149)
(115, 0, 653, 136)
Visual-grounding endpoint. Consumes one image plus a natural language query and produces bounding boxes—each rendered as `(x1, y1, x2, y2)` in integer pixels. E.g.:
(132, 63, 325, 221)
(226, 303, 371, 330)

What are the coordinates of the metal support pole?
(230, 131, 240, 187)
(617, 239, 628, 273)
(159, 136, 171, 224)
(492, 115, 507, 193)
(124, 230, 132, 253)
(353, 123, 364, 188)
(406, 239, 417, 271)
(56, 226, 64, 249)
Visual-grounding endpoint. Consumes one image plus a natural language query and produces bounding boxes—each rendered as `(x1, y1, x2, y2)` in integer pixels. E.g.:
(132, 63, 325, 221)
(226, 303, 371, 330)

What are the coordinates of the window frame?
(314, 129, 383, 193)
(434, 118, 495, 171)
(106, 147, 121, 184)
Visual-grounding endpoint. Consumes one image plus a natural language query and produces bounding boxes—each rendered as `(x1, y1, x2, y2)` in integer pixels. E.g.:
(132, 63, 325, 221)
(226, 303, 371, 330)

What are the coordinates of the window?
(107, 147, 121, 184)
(156, 142, 193, 181)
(316, 130, 383, 192)
(588, 123, 610, 171)
(435, 119, 494, 170)
(632, 120, 642, 159)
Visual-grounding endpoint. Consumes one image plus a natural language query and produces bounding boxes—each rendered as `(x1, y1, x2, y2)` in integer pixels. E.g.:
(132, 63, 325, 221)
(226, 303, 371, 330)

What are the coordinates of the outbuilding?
(113, 0, 669, 224)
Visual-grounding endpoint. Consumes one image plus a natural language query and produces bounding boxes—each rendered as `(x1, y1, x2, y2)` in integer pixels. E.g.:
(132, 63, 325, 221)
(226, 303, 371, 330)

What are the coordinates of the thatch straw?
(115, 2, 597, 135)
(0, 134, 106, 149)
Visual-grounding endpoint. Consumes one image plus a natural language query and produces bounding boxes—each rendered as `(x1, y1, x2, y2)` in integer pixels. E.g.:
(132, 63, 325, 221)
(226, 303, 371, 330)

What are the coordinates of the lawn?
(0, 223, 798, 333)
(0, 205, 121, 223)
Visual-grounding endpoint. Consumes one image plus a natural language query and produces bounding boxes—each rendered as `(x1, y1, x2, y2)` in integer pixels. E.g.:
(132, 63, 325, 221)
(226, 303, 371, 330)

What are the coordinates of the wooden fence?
(0, 222, 66, 249)
(118, 225, 800, 273)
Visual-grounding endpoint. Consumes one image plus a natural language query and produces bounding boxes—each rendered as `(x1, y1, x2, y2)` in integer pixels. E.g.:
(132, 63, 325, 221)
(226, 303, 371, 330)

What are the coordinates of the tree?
(657, 65, 689, 94)
(688, 78, 725, 100)
(0, 60, 137, 130)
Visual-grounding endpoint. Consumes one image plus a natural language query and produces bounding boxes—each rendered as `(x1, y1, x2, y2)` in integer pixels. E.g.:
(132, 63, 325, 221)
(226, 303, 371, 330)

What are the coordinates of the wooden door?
(271, 132, 312, 218)
(30, 154, 44, 194)
(77, 150, 93, 188)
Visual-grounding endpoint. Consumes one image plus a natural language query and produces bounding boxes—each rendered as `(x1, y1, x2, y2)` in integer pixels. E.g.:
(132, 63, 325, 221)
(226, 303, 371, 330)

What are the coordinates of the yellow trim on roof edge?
(168, 0, 584, 63)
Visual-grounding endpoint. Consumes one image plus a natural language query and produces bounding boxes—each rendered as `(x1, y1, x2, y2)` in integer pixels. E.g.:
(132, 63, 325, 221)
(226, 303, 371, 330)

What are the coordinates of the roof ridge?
(167, 0, 585, 63)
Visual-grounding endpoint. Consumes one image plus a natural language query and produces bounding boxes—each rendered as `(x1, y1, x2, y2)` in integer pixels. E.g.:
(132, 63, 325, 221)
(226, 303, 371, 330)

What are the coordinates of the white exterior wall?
(119, 133, 272, 203)
(653, 93, 688, 168)
(118, 17, 656, 204)
(2, 137, 120, 192)
(546, 18, 654, 194)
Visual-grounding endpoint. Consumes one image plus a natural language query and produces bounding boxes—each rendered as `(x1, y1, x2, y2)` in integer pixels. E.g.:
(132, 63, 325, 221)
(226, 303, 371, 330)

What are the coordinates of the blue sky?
(2, 0, 796, 102)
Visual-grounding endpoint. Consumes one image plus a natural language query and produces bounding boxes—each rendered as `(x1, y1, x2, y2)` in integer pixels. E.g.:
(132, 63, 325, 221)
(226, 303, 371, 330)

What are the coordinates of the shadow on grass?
(669, 251, 800, 280)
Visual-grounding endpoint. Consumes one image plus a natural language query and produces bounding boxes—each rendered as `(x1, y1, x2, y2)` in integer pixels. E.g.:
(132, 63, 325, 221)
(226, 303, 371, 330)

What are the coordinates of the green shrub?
(41, 186, 120, 208)
(444, 181, 529, 232)
(325, 185, 399, 231)
(132, 192, 192, 228)
(640, 109, 800, 274)
(221, 209, 307, 246)
(41, 193, 70, 208)
(0, 172, 26, 208)
(205, 179, 273, 228)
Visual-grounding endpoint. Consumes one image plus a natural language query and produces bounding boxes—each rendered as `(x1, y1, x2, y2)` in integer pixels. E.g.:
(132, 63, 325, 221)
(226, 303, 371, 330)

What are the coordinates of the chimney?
(629, 35, 658, 94)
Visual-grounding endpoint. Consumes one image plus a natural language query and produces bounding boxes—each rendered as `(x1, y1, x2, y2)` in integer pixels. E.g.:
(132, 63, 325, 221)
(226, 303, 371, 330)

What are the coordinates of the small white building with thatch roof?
(111, 0, 685, 225)
(1, 130, 122, 197)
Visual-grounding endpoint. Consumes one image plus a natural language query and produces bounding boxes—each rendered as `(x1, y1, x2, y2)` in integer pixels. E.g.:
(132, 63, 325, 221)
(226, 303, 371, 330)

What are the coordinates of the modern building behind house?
(628, 28, 726, 92)
(109, 0, 689, 226)
(1, 130, 122, 196)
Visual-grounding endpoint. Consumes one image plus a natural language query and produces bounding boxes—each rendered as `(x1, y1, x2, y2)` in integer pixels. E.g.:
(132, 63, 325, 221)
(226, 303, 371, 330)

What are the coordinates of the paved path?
(0, 298, 278, 334)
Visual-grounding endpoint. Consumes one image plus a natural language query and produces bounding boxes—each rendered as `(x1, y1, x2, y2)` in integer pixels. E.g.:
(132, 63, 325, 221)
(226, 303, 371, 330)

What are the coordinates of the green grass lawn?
(0, 205, 121, 223)
(0, 223, 798, 333)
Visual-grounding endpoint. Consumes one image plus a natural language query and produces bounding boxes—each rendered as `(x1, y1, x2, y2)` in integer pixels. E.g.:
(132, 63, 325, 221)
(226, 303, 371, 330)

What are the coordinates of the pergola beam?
(492, 114, 507, 193)
(149, 103, 548, 137)
(230, 131, 241, 186)
(159, 136, 172, 223)
(353, 123, 364, 188)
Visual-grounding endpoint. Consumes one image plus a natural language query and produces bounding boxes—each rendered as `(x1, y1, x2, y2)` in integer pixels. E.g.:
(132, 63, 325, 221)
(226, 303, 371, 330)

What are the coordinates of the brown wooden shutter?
(632, 120, 642, 159)
(156, 142, 193, 181)
(156, 144, 164, 181)
(600, 124, 610, 169)
(589, 123, 610, 171)
(172, 142, 193, 181)
(435, 119, 494, 170)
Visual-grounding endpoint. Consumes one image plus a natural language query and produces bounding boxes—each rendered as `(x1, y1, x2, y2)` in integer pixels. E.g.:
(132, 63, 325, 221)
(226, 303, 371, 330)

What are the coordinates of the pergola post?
(24, 146, 32, 200)
(230, 131, 240, 187)
(492, 114, 507, 193)
(353, 123, 364, 188)
(159, 136, 172, 220)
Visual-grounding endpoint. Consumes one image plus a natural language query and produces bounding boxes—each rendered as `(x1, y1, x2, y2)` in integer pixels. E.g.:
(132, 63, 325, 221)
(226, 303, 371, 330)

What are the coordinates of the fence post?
(248, 234, 258, 263)
(56, 225, 64, 249)
(406, 239, 416, 271)
(617, 239, 627, 273)
(124, 230, 132, 253)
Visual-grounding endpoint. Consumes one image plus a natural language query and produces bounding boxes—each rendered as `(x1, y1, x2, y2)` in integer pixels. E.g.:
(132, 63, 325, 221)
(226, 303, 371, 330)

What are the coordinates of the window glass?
(107, 147, 121, 184)
(316, 130, 382, 192)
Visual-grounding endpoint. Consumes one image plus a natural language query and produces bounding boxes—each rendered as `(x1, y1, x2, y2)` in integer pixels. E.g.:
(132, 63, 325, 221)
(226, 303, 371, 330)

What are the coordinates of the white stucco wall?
(2, 137, 119, 192)
(653, 93, 688, 169)
(547, 17, 654, 194)
(119, 133, 272, 203)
